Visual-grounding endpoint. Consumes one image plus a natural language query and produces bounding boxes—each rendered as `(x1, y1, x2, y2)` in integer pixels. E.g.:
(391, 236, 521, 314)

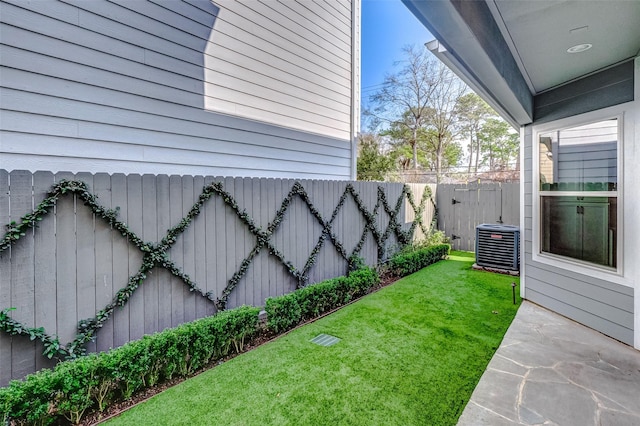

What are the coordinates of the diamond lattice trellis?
(0, 178, 436, 360)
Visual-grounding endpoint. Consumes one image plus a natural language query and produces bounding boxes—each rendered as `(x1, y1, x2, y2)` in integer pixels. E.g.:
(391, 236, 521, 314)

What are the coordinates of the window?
(538, 118, 619, 269)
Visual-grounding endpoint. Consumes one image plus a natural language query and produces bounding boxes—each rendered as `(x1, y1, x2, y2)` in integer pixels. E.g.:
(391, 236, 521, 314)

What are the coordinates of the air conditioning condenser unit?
(475, 224, 520, 271)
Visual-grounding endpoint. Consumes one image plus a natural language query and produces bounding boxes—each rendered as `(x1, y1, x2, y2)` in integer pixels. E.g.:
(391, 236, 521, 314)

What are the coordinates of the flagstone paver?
(458, 301, 640, 426)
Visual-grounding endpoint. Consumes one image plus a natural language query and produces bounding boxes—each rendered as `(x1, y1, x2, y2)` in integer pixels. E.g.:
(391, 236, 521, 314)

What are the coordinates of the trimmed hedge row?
(386, 243, 451, 277)
(264, 267, 380, 334)
(0, 249, 448, 425)
(0, 306, 260, 425)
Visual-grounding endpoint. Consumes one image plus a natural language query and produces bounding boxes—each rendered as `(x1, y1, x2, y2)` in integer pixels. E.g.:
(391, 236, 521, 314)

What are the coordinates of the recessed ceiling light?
(567, 43, 592, 54)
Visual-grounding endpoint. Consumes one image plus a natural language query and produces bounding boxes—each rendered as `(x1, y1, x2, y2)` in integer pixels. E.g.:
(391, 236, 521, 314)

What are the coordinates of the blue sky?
(361, 0, 433, 110)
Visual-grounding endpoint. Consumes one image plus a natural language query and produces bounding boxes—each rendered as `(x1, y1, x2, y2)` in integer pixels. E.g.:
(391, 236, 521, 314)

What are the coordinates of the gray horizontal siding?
(533, 61, 634, 124)
(557, 142, 616, 183)
(0, 0, 354, 178)
(523, 125, 634, 345)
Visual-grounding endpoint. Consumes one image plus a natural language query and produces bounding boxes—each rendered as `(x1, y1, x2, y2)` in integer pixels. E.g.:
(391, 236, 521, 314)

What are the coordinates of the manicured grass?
(107, 251, 520, 426)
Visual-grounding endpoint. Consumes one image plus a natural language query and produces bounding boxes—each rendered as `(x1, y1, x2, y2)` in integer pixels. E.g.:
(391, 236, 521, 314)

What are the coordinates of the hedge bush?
(0, 305, 260, 425)
(386, 243, 450, 277)
(265, 267, 380, 333)
(1, 249, 449, 425)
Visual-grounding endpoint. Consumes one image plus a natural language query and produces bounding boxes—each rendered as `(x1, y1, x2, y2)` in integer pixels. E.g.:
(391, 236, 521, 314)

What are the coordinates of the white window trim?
(532, 105, 629, 286)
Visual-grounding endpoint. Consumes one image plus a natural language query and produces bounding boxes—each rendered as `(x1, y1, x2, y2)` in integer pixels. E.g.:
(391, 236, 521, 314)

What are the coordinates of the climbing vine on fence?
(0, 178, 435, 360)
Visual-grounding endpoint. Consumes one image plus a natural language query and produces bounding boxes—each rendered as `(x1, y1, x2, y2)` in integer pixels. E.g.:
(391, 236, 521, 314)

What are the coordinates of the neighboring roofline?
(403, 0, 534, 127)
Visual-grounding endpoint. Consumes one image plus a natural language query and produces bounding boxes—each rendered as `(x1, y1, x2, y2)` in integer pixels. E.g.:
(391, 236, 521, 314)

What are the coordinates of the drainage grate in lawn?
(310, 334, 341, 347)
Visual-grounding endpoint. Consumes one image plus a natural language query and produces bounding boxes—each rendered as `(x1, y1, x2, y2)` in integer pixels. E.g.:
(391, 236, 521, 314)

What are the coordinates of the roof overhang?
(403, 0, 534, 128)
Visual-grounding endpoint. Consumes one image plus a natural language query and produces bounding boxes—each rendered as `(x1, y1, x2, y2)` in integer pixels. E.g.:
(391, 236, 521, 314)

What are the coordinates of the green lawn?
(107, 251, 520, 426)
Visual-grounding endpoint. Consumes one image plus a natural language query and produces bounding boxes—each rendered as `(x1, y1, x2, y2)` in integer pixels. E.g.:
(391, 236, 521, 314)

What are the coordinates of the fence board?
(10, 171, 36, 380)
(142, 175, 159, 336)
(0, 170, 11, 384)
(201, 175, 215, 317)
(193, 175, 207, 320)
(180, 175, 195, 325)
(252, 177, 262, 306)
(76, 172, 97, 354)
(111, 173, 130, 347)
(54, 171, 77, 347)
(93, 173, 114, 353)
(260, 178, 270, 301)
(126, 174, 144, 341)
(159, 174, 175, 330)
(33, 172, 57, 369)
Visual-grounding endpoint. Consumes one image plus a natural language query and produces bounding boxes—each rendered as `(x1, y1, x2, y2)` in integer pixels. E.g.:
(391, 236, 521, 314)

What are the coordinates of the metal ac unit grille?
(475, 224, 520, 271)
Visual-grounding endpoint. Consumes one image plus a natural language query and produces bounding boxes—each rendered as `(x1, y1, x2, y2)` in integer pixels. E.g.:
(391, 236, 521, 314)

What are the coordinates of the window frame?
(532, 108, 624, 281)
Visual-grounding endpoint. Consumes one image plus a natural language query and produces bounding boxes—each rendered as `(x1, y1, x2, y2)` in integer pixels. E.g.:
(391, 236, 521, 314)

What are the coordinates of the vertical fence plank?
(310, 179, 320, 283)
(209, 178, 228, 313)
(265, 178, 276, 298)
(32, 172, 56, 370)
(367, 182, 377, 265)
(201, 175, 215, 318)
(274, 178, 283, 296)
(165, 175, 181, 327)
(142, 175, 159, 336)
(296, 180, 305, 282)
(0, 170, 11, 385)
(251, 177, 261, 306)
(228, 176, 241, 308)
(54, 171, 77, 349)
(201, 176, 215, 318)
(93, 173, 114, 353)
(10, 171, 36, 379)
(180, 175, 195, 325)
(192, 175, 207, 320)
(157, 174, 173, 330)
(111, 174, 130, 347)
(76, 172, 96, 354)
(260, 178, 270, 304)
(222, 177, 235, 308)
(127, 174, 144, 341)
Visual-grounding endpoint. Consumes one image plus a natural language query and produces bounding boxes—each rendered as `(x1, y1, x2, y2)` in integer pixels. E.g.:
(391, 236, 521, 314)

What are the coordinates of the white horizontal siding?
(0, 0, 354, 178)
(204, 0, 352, 134)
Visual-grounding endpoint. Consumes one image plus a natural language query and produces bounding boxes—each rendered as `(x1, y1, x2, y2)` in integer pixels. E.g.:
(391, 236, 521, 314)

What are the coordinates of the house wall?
(522, 59, 638, 347)
(0, 170, 436, 384)
(0, 0, 359, 179)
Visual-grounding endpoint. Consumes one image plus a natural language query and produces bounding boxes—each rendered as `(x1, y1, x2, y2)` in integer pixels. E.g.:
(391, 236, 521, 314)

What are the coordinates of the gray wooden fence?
(437, 182, 520, 251)
(0, 170, 436, 385)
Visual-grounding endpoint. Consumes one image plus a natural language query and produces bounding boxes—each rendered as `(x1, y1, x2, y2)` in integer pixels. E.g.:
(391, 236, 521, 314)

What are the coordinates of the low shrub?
(265, 267, 380, 333)
(387, 243, 450, 277)
(0, 305, 260, 425)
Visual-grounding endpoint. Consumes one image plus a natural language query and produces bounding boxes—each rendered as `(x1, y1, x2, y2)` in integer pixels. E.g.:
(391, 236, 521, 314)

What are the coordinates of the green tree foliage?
(456, 93, 494, 173)
(364, 47, 519, 182)
(365, 45, 441, 170)
(356, 133, 395, 181)
(479, 118, 519, 170)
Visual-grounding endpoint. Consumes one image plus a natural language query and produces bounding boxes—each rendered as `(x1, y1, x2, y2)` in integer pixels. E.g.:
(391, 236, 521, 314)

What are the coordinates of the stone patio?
(457, 301, 640, 426)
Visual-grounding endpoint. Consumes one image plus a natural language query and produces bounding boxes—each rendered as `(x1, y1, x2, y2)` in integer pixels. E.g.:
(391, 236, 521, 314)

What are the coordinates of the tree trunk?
(435, 136, 443, 184)
(474, 136, 480, 173)
(467, 132, 473, 175)
(412, 127, 419, 169)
